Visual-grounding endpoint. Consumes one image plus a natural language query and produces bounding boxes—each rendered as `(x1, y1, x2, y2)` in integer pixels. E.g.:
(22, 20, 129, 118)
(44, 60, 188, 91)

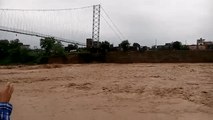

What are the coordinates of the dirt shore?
(0, 64, 213, 120)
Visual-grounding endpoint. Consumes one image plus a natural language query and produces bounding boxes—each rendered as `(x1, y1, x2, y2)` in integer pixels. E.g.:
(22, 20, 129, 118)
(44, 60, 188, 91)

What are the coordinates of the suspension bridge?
(0, 4, 125, 46)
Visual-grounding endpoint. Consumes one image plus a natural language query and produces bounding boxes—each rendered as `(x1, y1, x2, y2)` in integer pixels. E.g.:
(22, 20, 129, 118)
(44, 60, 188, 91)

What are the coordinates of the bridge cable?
(0, 5, 95, 46)
(101, 6, 127, 40)
(101, 14, 123, 41)
(0, 5, 94, 11)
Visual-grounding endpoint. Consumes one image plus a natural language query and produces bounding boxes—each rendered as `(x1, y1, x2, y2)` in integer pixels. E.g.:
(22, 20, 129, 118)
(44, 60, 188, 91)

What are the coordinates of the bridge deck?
(0, 26, 86, 46)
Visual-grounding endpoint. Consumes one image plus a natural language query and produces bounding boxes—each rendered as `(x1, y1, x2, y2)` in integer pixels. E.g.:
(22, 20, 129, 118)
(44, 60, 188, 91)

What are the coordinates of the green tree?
(119, 40, 130, 51)
(181, 45, 190, 50)
(0, 39, 42, 64)
(40, 37, 56, 55)
(172, 41, 182, 50)
(100, 41, 110, 53)
(9, 39, 23, 48)
(65, 44, 78, 52)
(40, 37, 64, 56)
(52, 41, 65, 56)
(8, 39, 23, 62)
(133, 43, 140, 50)
(0, 40, 10, 58)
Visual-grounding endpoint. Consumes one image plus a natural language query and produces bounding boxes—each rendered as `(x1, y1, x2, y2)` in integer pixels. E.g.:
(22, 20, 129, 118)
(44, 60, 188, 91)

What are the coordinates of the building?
(93, 41, 101, 48)
(188, 45, 197, 51)
(196, 38, 213, 50)
(86, 38, 93, 48)
(189, 45, 207, 51)
(86, 38, 101, 48)
(197, 38, 205, 46)
(21, 44, 30, 49)
(154, 43, 172, 50)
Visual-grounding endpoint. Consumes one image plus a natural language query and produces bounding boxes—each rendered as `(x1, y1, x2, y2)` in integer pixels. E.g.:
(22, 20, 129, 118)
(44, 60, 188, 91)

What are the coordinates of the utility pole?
(92, 4, 101, 47)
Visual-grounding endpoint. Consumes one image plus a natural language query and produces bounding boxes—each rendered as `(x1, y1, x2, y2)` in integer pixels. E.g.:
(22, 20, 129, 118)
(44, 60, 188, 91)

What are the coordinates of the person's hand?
(0, 82, 14, 102)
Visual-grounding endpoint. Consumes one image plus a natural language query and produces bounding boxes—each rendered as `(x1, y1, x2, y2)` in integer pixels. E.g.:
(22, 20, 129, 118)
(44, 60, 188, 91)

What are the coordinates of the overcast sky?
(0, 0, 212, 47)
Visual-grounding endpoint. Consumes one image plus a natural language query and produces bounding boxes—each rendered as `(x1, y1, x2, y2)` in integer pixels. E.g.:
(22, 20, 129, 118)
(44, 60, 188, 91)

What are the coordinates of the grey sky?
(0, 0, 212, 47)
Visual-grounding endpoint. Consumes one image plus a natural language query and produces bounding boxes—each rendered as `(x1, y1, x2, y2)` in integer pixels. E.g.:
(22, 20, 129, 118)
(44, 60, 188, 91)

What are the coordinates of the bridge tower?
(92, 4, 101, 45)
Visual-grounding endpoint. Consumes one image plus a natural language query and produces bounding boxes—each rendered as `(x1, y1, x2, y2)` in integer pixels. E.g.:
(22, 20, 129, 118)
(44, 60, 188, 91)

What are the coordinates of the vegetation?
(0, 37, 212, 64)
(119, 40, 130, 51)
(172, 41, 182, 50)
(0, 39, 40, 64)
(133, 43, 140, 50)
(65, 44, 78, 52)
(40, 37, 65, 56)
(0, 37, 67, 65)
(100, 41, 110, 53)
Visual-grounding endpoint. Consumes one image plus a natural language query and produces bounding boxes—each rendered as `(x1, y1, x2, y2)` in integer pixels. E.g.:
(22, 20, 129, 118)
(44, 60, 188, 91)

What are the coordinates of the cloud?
(0, 0, 212, 46)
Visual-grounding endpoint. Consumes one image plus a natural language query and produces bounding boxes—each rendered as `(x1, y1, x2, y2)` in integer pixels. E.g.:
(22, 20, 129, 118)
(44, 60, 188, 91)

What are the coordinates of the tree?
(8, 39, 23, 62)
(0, 40, 10, 58)
(65, 44, 78, 52)
(133, 43, 140, 51)
(52, 41, 65, 56)
(40, 37, 64, 56)
(119, 40, 130, 51)
(40, 37, 56, 55)
(141, 46, 148, 52)
(100, 41, 110, 53)
(172, 41, 182, 50)
(181, 45, 190, 50)
(0, 39, 43, 64)
(9, 39, 23, 49)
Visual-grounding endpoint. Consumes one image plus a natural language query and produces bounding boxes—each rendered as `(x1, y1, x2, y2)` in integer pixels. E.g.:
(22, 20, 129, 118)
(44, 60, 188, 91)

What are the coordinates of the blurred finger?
(6, 82, 11, 88)
(5, 82, 11, 93)
(9, 84, 14, 95)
